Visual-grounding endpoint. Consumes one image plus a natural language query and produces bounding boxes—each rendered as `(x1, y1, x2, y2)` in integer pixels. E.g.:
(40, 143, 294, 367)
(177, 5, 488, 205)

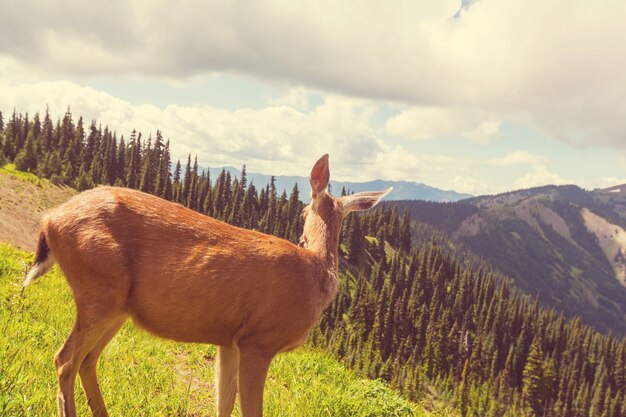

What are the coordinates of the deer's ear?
(310, 154, 330, 199)
(340, 188, 393, 213)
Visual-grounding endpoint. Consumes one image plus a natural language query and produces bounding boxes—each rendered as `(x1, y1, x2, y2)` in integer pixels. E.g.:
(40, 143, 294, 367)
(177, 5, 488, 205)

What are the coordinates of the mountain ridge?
(387, 183, 626, 335)
(206, 165, 472, 202)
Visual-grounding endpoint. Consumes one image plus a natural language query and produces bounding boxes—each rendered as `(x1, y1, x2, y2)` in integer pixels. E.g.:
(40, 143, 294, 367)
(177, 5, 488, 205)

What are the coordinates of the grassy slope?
(0, 164, 76, 251)
(0, 245, 445, 416)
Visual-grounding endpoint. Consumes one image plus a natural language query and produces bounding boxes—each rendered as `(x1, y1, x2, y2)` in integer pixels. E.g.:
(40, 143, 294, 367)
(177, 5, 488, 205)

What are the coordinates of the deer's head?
(299, 154, 392, 262)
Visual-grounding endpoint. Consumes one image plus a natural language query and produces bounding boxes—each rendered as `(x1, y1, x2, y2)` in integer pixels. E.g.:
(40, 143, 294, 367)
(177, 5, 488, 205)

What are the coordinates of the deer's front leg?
(216, 345, 239, 417)
(237, 346, 273, 417)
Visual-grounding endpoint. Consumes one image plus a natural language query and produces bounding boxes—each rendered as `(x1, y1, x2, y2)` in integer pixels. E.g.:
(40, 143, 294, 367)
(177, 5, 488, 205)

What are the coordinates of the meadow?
(0, 243, 440, 417)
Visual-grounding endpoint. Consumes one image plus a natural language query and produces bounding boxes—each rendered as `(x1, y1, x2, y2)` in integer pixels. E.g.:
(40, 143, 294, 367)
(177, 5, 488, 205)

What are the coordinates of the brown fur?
(24, 154, 391, 417)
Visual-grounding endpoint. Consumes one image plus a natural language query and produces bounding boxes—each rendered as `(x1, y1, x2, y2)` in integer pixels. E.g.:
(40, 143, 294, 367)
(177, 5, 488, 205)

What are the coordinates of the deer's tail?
(21, 231, 54, 295)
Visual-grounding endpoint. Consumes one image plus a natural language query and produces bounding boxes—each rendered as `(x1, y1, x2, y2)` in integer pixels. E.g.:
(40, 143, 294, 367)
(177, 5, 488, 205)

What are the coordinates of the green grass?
(0, 243, 438, 416)
(0, 164, 47, 187)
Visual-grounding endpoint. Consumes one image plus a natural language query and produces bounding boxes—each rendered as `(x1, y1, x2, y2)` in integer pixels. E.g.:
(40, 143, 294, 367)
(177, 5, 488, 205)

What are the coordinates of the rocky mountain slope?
(388, 184, 626, 335)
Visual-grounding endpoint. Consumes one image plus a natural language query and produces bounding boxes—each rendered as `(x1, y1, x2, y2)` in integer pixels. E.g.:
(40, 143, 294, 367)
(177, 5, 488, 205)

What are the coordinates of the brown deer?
(22, 154, 391, 417)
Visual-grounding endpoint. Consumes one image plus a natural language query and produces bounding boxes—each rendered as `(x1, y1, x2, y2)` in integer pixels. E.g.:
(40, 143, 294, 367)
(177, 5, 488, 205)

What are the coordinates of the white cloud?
(576, 177, 626, 191)
(488, 151, 548, 166)
(0, 81, 364, 174)
(618, 153, 626, 172)
(513, 165, 570, 189)
(1, 1, 625, 149)
(268, 87, 310, 111)
(386, 107, 502, 144)
(0, 77, 500, 194)
(512, 162, 626, 191)
(448, 176, 489, 196)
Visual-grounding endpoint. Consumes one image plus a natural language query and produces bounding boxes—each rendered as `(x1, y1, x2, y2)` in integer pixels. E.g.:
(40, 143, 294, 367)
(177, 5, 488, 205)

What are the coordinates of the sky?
(1, 0, 625, 196)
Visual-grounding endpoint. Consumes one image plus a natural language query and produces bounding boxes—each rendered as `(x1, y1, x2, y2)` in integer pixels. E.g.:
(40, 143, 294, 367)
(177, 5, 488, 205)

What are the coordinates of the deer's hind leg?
(54, 270, 128, 417)
(77, 316, 126, 417)
(55, 311, 123, 417)
(49, 231, 131, 417)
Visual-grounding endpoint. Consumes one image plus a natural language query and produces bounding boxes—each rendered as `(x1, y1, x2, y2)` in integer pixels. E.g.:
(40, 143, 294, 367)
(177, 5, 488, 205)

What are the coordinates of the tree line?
(1, 108, 625, 417)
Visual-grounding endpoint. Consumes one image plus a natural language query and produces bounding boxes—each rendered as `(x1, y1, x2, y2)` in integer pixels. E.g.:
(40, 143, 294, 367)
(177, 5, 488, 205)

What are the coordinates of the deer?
(21, 154, 391, 417)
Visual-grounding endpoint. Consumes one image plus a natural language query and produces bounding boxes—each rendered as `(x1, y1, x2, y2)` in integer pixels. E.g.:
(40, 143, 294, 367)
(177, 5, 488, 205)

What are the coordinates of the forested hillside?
(387, 187, 626, 336)
(1, 108, 625, 417)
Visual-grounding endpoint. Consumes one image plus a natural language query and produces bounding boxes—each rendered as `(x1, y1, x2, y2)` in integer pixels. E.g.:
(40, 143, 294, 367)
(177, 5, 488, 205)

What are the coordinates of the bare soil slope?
(0, 164, 76, 250)
(582, 208, 626, 286)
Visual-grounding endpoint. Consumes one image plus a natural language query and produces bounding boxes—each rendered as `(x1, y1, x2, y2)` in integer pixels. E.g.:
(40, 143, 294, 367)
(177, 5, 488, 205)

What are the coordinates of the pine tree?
(541, 358, 557, 413)
(155, 140, 172, 199)
(39, 108, 53, 155)
(182, 154, 192, 206)
(88, 156, 102, 185)
(138, 136, 154, 193)
(212, 169, 225, 216)
(172, 159, 182, 202)
(261, 176, 277, 233)
(125, 131, 140, 189)
(14, 132, 37, 172)
(589, 364, 607, 417)
(84, 121, 100, 171)
(240, 165, 247, 190)
(388, 206, 400, 247)
(348, 214, 364, 264)
(573, 382, 590, 417)
(2, 110, 17, 160)
(74, 166, 94, 191)
(523, 338, 544, 416)
(186, 156, 199, 210)
(59, 110, 76, 175)
(103, 130, 117, 185)
(376, 228, 387, 265)
(459, 359, 470, 416)
(139, 146, 154, 193)
(115, 136, 126, 185)
(399, 209, 412, 253)
(17, 112, 28, 152)
(31, 113, 42, 161)
(287, 183, 302, 242)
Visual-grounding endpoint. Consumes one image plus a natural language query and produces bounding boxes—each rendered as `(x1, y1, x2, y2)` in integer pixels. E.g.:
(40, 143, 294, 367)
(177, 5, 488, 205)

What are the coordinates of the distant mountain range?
(387, 183, 626, 335)
(207, 166, 472, 202)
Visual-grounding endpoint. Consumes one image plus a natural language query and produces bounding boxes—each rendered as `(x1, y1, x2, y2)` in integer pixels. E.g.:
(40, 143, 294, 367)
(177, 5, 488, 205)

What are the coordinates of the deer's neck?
(303, 197, 342, 295)
(307, 226, 340, 272)
(306, 227, 340, 301)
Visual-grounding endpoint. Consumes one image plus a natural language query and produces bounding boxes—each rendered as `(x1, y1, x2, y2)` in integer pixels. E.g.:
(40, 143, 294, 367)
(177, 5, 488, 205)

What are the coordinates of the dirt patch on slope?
(514, 199, 575, 245)
(582, 207, 626, 287)
(454, 213, 486, 238)
(0, 165, 76, 250)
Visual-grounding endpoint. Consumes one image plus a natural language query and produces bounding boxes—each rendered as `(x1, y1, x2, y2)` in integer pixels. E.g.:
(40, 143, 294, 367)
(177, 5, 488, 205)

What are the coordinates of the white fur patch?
(21, 256, 54, 291)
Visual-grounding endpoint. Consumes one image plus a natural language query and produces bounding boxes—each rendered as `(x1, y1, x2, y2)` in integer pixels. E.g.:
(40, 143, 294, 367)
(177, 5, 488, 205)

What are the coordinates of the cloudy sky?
(1, 0, 625, 195)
